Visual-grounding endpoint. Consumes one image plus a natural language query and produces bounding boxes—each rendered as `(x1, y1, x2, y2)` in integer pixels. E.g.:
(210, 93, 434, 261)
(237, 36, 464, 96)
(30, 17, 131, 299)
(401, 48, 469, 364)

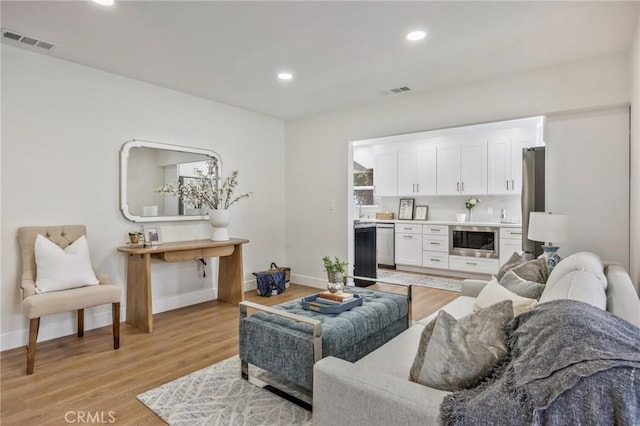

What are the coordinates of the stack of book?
(317, 291, 354, 303)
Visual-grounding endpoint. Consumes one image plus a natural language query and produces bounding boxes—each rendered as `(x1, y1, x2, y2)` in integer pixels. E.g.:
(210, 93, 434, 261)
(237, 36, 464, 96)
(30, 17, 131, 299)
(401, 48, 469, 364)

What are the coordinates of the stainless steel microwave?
(449, 226, 499, 259)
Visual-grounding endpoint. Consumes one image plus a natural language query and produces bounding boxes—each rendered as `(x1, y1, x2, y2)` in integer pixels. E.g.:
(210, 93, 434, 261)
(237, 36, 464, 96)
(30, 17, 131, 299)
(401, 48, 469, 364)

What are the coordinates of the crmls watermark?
(64, 411, 116, 424)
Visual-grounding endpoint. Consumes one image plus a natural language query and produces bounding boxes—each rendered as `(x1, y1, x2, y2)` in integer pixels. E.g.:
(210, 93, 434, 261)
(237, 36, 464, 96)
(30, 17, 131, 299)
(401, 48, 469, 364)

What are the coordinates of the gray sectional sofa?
(313, 252, 640, 426)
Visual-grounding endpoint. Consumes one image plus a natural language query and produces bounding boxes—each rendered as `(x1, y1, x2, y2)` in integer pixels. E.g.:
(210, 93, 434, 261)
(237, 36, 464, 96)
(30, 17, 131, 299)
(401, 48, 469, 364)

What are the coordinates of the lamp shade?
(527, 212, 569, 245)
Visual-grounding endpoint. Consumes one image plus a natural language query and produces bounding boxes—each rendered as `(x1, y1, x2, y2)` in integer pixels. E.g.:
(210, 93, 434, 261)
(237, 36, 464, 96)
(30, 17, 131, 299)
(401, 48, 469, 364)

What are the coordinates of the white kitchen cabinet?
(422, 225, 449, 269)
(449, 255, 499, 274)
(435, 143, 460, 195)
(423, 252, 449, 269)
(436, 139, 487, 195)
(499, 227, 523, 266)
(374, 151, 397, 196)
(397, 144, 437, 196)
(395, 231, 423, 266)
(488, 138, 533, 194)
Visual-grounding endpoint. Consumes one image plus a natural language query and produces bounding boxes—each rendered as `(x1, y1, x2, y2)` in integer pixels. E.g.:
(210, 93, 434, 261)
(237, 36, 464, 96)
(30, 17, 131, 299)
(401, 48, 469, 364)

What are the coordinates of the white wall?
(286, 52, 631, 286)
(1, 46, 286, 350)
(547, 107, 630, 268)
(630, 10, 640, 292)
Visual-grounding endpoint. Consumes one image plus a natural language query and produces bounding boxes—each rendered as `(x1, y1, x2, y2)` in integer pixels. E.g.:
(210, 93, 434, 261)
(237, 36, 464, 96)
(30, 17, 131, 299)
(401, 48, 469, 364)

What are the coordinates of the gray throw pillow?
(409, 300, 514, 391)
(496, 252, 522, 280)
(511, 257, 549, 284)
(499, 270, 546, 300)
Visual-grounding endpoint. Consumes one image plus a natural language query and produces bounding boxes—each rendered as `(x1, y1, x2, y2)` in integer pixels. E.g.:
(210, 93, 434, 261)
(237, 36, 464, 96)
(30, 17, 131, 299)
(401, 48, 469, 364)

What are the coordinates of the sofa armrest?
(605, 265, 640, 328)
(313, 357, 446, 426)
(461, 279, 489, 297)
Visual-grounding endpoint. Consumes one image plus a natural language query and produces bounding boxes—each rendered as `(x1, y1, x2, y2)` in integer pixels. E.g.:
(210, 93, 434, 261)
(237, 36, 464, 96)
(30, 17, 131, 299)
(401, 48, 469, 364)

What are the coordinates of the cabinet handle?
(412, 183, 415, 192)
(466, 262, 477, 266)
(430, 258, 441, 262)
(457, 182, 460, 191)
(403, 227, 413, 230)
(403, 235, 413, 239)
(430, 242, 440, 245)
(506, 180, 509, 190)
(430, 228, 440, 232)
(416, 183, 420, 192)
(461, 182, 464, 191)
(511, 180, 515, 190)
(510, 232, 522, 236)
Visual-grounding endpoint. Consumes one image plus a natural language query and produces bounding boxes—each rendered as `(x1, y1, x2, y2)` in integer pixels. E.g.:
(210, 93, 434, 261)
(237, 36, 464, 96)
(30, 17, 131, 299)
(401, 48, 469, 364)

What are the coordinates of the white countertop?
(355, 219, 522, 228)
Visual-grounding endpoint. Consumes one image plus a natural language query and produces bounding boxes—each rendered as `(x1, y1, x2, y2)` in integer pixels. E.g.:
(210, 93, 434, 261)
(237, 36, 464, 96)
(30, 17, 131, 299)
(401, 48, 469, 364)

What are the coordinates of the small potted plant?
(322, 256, 348, 293)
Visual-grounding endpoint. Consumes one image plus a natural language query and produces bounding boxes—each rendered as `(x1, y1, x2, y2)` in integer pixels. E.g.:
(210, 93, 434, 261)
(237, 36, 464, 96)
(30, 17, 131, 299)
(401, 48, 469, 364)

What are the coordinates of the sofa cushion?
(499, 270, 546, 300)
(355, 324, 426, 380)
(539, 270, 607, 310)
(475, 278, 537, 316)
(418, 296, 477, 325)
(545, 251, 606, 290)
(510, 257, 549, 284)
(35, 234, 99, 293)
(496, 251, 522, 280)
(409, 300, 513, 391)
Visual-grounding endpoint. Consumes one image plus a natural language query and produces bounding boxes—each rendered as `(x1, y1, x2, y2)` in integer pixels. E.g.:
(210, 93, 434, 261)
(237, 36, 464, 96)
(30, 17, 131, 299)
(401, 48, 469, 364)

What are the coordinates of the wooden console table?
(117, 238, 249, 333)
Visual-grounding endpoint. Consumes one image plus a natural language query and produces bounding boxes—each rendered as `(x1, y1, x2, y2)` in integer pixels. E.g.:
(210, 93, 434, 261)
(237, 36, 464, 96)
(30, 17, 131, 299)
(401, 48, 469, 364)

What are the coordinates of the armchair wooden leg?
(27, 318, 40, 375)
(77, 309, 84, 337)
(112, 303, 120, 350)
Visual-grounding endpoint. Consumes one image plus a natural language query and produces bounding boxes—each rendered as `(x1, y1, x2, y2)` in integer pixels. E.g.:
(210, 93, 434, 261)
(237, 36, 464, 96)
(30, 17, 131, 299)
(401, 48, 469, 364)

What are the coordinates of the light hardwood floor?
(0, 283, 458, 425)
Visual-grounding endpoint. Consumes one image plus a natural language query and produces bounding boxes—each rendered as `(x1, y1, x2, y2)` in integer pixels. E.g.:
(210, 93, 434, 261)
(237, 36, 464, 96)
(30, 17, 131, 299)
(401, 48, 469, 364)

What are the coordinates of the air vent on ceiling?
(1, 28, 55, 50)
(380, 86, 411, 96)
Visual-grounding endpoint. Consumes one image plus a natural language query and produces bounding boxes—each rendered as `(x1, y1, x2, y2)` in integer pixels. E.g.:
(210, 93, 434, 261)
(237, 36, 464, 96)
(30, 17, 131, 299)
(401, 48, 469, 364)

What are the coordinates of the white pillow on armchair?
(35, 234, 99, 293)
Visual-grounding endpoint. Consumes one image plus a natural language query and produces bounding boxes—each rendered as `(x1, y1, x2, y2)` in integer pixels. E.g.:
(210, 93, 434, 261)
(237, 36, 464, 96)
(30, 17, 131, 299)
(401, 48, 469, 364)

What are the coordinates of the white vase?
(208, 209, 230, 241)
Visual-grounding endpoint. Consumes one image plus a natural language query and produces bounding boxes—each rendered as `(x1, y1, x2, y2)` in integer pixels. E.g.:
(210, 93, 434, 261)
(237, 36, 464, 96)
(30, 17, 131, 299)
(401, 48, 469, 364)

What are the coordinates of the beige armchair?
(18, 225, 121, 374)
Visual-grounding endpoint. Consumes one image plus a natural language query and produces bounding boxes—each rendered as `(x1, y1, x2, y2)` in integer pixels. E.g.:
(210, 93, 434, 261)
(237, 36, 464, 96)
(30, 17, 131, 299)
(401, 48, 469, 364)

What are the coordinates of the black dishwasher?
(354, 222, 377, 286)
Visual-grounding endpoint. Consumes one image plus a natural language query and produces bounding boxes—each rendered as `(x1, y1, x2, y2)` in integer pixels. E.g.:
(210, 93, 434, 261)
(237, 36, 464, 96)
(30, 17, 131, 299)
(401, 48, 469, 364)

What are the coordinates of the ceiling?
(1, 1, 638, 121)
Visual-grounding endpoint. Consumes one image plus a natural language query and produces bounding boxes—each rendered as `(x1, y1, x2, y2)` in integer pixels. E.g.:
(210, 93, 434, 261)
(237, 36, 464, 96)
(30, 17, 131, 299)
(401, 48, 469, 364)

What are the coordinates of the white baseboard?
(290, 274, 327, 289)
(1, 281, 256, 351)
(0, 306, 123, 352)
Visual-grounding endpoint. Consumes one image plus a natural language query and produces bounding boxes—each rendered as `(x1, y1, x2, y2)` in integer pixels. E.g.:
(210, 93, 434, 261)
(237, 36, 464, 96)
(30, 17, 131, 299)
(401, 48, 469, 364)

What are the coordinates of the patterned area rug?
(377, 270, 462, 292)
(137, 356, 312, 426)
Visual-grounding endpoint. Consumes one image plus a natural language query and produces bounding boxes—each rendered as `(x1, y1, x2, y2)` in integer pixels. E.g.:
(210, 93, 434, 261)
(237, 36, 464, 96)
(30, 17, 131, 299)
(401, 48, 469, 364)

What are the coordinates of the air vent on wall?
(380, 86, 411, 96)
(1, 28, 55, 50)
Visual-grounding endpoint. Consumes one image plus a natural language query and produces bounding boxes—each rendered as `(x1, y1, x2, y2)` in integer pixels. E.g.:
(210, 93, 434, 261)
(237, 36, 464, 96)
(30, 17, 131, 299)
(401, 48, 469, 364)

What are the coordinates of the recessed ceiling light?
(91, 0, 114, 5)
(406, 30, 426, 41)
(277, 72, 293, 81)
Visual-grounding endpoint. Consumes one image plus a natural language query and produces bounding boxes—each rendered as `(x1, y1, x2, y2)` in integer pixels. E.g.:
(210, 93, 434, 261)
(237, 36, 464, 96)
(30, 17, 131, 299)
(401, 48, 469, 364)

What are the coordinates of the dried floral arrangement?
(157, 157, 251, 210)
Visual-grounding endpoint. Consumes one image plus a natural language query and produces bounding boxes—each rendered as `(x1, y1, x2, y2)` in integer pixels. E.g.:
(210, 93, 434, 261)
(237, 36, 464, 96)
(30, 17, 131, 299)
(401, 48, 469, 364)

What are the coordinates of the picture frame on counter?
(143, 225, 162, 245)
(398, 198, 415, 220)
(414, 205, 428, 221)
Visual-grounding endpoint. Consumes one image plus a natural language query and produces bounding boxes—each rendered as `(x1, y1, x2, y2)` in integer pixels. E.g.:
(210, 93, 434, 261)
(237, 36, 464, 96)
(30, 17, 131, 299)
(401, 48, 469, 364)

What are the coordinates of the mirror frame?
(119, 139, 221, 223)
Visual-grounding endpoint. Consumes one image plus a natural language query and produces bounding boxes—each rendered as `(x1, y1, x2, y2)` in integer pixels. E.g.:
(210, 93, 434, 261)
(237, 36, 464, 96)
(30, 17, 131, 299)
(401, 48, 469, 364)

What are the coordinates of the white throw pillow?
(474, 278, 537, 317)
(35, 234, 99, 293)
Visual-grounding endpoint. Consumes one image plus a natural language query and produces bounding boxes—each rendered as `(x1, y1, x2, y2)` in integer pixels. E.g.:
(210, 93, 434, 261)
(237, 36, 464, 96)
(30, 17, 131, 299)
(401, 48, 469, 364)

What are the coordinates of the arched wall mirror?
(119, 140, 221, 222)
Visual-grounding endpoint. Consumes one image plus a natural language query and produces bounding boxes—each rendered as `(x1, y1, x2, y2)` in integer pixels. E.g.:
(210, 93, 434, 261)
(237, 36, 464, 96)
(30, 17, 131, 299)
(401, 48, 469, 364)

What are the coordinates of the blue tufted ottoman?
(239, 287, 409, 391)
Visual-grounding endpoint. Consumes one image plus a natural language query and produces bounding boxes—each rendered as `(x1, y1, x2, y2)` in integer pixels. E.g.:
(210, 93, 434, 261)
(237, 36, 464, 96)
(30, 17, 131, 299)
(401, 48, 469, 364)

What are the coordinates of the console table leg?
(125, 253, 154, 333)
(218, 244, 244, 305)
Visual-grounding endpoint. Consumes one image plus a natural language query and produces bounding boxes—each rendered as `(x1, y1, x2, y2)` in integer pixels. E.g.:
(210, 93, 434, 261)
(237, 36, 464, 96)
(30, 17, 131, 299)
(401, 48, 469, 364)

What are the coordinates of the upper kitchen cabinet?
(397, 142, 437, 196)
(436, 138, 487, 195)
(373, 144, 398, 196)
(487, 124, 541, 194)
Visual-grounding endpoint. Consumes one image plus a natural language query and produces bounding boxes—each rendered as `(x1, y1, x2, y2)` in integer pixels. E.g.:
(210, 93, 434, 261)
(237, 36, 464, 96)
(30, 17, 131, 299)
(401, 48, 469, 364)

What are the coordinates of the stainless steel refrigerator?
(521, 146, 545, 258)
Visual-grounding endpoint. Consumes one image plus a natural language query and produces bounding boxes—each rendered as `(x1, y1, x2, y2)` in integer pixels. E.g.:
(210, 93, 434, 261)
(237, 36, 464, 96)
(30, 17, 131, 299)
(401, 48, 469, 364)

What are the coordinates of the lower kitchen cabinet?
(395, 232, 422, 266)
(423, 251, 449, 269)
(499, 228, 523, 266)
(449, 255, 499, 274)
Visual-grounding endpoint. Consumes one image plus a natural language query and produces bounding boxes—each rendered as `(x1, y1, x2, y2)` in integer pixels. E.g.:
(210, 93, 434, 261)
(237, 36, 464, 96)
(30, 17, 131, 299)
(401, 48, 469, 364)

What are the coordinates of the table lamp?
(527, 212, 569, 271)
